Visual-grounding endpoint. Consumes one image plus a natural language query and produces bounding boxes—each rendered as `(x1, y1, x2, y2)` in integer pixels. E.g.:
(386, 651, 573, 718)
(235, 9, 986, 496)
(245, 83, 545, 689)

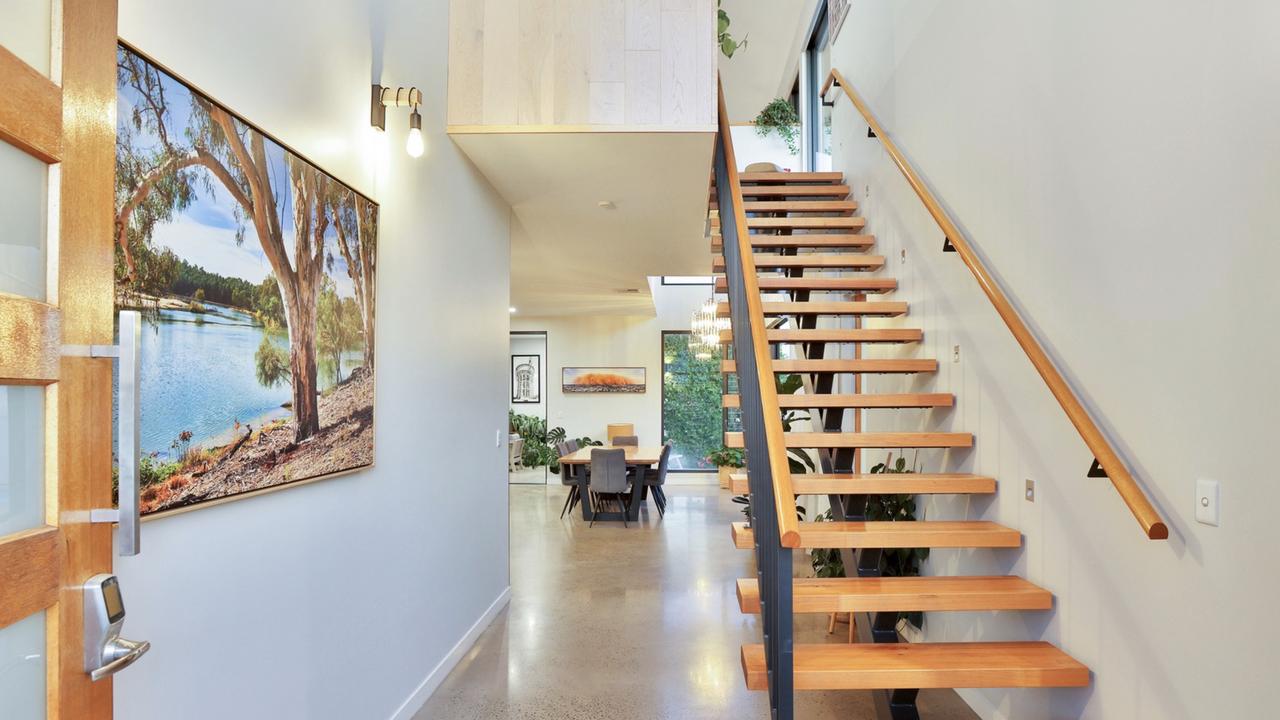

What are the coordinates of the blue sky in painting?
(117, 48, 356, 299)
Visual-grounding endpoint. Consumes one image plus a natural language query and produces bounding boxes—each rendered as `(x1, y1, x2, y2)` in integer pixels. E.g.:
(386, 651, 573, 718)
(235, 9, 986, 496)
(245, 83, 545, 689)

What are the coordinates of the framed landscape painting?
(511, 354, 540, 403)
(562, 367, 646, 394)
(114, 43, 377, 516)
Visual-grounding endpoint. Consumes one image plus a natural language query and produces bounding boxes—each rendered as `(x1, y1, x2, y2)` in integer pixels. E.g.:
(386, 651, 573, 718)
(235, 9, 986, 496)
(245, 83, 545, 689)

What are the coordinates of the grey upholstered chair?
(588, 448, 630, 528)
(556, 441, 580, 519)
(610, 435, 639, 447)
(566, 438, 581, 452)
(644, 442, 673, 517)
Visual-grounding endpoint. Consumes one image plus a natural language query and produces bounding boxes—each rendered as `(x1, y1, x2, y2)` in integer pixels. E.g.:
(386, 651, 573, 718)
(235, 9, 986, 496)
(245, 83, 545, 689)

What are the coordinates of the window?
(661, 275, 713, 286)
(661, 331, 722, 471)
(801, 4, 832, 171)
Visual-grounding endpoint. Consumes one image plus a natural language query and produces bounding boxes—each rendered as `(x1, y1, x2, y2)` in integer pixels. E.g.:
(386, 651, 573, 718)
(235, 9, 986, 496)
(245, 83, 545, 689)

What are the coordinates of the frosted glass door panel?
(0, 141, 49, 300)
(0, 1, 53, 78)
(0, 387, 45, 536)
(0, 612, 45, 720)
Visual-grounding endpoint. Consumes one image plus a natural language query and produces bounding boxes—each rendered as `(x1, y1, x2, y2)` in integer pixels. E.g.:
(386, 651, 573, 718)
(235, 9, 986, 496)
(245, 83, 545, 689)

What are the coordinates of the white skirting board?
(389, 586, 512, 720)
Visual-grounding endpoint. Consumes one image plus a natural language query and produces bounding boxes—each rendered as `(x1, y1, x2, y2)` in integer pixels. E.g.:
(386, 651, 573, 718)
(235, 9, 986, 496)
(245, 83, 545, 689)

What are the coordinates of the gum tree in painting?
(113, 45, 377, 514)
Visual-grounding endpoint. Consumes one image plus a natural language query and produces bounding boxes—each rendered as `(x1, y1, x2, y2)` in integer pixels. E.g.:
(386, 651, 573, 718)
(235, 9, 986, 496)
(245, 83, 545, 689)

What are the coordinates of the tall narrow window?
(661, 332, 722, 471)
(801, 5, 832, 171)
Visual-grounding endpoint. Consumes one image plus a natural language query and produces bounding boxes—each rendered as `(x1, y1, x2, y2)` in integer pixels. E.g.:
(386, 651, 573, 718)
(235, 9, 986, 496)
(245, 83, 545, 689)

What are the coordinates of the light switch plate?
(495, 429, 502, 448)
(1024, 479, 1035, 502)
(1196, 478, 1219, 526)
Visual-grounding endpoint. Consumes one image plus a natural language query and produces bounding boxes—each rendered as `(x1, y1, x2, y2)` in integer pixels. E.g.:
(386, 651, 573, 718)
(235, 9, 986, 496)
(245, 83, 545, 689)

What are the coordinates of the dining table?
(558, 445, 665, 522)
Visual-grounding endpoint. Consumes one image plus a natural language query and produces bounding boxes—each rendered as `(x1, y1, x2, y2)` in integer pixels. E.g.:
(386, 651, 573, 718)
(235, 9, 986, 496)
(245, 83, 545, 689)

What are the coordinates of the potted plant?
(867, 452, 929, 633)
(508, 410, 602, 473)
(705, 447, 745, 489)
(754, 98, 801, 156)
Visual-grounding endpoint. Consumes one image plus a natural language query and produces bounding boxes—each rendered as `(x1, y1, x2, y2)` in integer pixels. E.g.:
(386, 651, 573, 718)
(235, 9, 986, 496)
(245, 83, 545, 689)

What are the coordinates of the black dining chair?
(588, 448, 630, 528)
(644, 442, 673, 517)
(610, 435, 639, 447)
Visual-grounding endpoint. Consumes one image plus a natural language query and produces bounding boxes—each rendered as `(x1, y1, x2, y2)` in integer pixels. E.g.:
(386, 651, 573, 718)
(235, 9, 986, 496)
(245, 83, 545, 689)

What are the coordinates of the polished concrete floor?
(415, 485, 981, 720)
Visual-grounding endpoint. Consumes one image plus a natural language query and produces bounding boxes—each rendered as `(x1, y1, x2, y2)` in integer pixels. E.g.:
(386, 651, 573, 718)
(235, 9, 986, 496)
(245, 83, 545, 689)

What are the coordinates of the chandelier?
(689, 296, 729, 360)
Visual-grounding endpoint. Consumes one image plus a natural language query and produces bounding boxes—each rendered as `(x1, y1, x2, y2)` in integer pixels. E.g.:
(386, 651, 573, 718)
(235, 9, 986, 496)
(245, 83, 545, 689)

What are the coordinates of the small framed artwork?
(562, 367, 646, 394)
(511, 355, 541, 403)
(828, 0, 850, 44)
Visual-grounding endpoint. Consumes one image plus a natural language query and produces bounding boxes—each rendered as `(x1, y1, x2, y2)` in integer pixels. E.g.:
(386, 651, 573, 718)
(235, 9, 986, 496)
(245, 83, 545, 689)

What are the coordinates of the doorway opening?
(509, 331, 548, 484)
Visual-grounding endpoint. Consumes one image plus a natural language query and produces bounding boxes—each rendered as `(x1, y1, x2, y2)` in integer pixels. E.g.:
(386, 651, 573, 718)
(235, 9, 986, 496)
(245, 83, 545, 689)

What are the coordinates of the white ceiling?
(718, 0, 821, 123)
(452, 131, 715, 317)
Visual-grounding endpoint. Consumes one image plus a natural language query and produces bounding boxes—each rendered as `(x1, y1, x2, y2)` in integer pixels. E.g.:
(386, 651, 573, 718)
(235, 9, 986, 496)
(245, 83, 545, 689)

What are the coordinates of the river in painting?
(113, 303, 361, 460)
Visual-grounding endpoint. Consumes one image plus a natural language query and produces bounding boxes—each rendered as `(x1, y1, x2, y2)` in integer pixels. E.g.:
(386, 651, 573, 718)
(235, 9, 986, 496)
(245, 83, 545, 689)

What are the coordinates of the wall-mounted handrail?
(716, 79, 802, 549)
(822, 68, 1167, 540)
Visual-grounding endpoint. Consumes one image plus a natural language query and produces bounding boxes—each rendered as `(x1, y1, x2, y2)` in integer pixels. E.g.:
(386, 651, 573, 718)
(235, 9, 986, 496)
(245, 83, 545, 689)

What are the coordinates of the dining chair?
(644, 442, 674, 517)
(508, 436, 524, 472)
(610, 435, 639, 447)
(566, 438, 581, 452)
(556, 441, 580, 519)
(588, 448, 630, 528)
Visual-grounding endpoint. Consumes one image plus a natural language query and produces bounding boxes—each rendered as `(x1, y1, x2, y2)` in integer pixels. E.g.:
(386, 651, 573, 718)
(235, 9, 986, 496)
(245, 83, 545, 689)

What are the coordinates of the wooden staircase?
(711, 168, 1089, 708)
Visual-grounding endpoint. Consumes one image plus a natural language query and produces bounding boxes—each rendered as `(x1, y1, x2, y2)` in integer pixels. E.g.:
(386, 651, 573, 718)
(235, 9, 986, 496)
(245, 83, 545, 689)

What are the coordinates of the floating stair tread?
(716, 301, 907, 317)
(736, 576, 1051, 614)
(722, 392, 951, 410)
(724, 431, 972, 450)
(713, 255, 886, 270)
(735, 185, 851, 198)
(720, 328, 921, 343)
(714, 277, 899, 293)
(741, 642, 1089, 691)
(711, 234, 876, 251)
(738, 171, 844, 184)
(728, 471, 993, 495)
(721, 359, 937, 374)
(741, 200, 859, 213)
(731, 520, 1020, 550)
(748, 217, 867, 231)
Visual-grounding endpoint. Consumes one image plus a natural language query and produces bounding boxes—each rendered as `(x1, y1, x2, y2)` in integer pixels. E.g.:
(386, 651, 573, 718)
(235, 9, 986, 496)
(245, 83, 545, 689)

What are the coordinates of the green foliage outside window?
(662, 333, 723, 471)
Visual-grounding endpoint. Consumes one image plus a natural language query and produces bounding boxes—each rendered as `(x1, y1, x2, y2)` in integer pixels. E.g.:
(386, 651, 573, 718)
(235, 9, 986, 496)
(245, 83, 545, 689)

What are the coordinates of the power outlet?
(864, 185, 871, 198)
(900, 248, 907, 264)
(952, 345, 961, 364)
(1025, 479, 1035, 502)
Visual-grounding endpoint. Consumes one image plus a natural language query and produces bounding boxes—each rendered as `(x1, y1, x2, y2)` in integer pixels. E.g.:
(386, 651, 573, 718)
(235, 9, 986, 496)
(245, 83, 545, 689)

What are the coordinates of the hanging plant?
(718, 0, 748, 58)
(754, 98, 800, 155)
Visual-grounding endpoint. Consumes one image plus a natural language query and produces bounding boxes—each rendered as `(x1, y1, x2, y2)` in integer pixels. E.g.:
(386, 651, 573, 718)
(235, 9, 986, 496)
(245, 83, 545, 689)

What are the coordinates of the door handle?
(84, 574, 150, 681)
(68, 311, 142, 556)
(89, 637, 151, 682)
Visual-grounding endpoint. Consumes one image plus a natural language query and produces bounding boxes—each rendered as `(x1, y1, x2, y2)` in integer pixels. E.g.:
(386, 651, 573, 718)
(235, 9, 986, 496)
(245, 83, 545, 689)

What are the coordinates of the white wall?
(730, 125, 801, 171)
(830, 2, 1280, 719)
(509, 333, 547, 421)
(114, 2, 512, 719)
(511, 281, 710, 462)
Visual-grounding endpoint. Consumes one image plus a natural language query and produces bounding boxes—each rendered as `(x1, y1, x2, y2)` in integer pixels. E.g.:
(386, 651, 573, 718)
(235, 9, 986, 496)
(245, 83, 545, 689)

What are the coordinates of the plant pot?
(717, 466, 733, 489)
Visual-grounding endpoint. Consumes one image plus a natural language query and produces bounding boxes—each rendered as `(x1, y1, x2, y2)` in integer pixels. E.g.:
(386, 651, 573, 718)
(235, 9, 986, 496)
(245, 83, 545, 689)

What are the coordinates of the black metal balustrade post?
(714, 136, 794, 720)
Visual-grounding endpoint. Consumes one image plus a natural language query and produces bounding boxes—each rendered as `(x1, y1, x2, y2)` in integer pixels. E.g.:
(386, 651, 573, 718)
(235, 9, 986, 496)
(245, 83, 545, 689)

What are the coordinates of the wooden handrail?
(822, 68, 1167, 541)
(716, 79, 802, 548)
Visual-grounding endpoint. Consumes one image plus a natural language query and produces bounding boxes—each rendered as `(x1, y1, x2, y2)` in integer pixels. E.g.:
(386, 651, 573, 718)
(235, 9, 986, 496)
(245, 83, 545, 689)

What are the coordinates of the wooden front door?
(0, 1, 119, 717)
